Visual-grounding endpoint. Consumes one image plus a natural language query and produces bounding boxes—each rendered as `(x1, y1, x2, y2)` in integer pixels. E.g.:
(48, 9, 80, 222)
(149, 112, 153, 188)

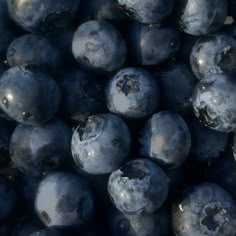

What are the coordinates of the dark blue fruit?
(72, 20, 127, 72)
(35, 172, 95, 227)
(190, 34, 236, 80)
(12, 220, 42, 236)
(29, 228, 62, 236)
(0, 176, 16, 220)
(78, 0, 127, 24)
(117, 0, 174, 24)
(192, 74, 236, 132)
(189, 119, 228, 162)
(155, 63, 197, 115)
(7, 0, 81, 33)
(109, 207, 171, 236)
(207, 151, 236, 200)
(172, 183, 236, 236)
(106, 67, 160, 119)
(0, 66, 61, 125)
(174, 0, 227, 36)
(7, 34, 62, 75)
(58, 68, 105, 122)
(10, 119, 72, 176)
(139, 111, 191, 168)
(71, 114, 131, 174)
(0, 0, 15, 56)
(108, 159, 169, 215)
(128, 22, 180, 66)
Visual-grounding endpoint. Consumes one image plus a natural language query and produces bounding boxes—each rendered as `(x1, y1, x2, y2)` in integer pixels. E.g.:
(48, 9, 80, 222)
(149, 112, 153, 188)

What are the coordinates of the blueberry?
(108, 159, 169, 215)
(35, 172, 95, 227)
(71, 114, 131, 174)
(58, 68, 105, 122)
(172, 183, 236, 236)
(0, 0, 15, 56)
(117, 0, 174, 24)
(192, 73, 236, 132)
(0, 66, 61, 125)
(207, 151, 236, 200)
(29, 228, 62, 236)
(189, 119, 228, 162)
(72, 20, 127, 72)
(12, 221, 42, 236)
(78, 0, 127, 24)
(174, 0, 227, 36)
(10, 119, 72, 176)
(7, 0, 80, 33)
(7, 34, 62, 75)
(106, 67, 160, 119)
(127, 22, 180, 66)
(190, 34, 236, 80)
(0, 176, 16, 220)
(155, 63, 197, 115)
(228, 0, 236, 18)
(139, 111, 191, 168)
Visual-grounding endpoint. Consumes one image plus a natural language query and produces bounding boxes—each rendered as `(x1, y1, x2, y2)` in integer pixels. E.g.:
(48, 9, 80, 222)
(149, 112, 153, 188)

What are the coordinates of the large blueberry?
(108, 159, 169, 215)
(172, 183, 236, 236)
(139, 111, 191, 168)
(155, 63, 197, 115)
(109, 206, 171, 236)
(58, 68, 105, 122)
(190, 34, 236, 80)
(72, 20, 127, 72)
(7, 34, 62, 75)
(71, 114, 131, 174)
(106, 68, 160, 119)
(128, 22, 180, 66)
(189, 119, 228, 162)
(0, 176, 16, 220)
(12, 220, 42, 236)
(117, 0, 174, 24)
(78, 0, 127, 24)
(174, 0, 227, 36)
(7, 0, 80, 33)
(10, 119, 72, 176)
(207, 151, 236, 200)
(192, 74, 236, 132)
(0, 66, 61, 125)
(35, 172, 95, 227)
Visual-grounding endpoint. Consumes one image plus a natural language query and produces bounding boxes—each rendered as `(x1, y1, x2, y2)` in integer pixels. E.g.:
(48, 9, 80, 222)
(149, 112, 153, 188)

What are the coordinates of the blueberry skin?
(189, 119, 228, 162)
(128, 22, 180, 66)
(172, 183, 236, 236)
(12, 221, 42, 236)
(106, 67, 160, 119)
(7, 34, 61, 75)
(0, 0, 15, 56)
(7, 0, 80, 33)
(58, 68, 105, 122)
(0, 66, 61, 125)
(0, 176, 16, 220)
(29, 228, 62, 236)
(78, 0, 127, 24)
(72, 20, 127, 73)
(208, 152, 236, 200)
(192, 74, 236, 132)
(175, 0, 227, 36)
(35, 172, 95, 227)
(10, 119, 72, 176)
(109, 207, 170, 236)
(190, 34, 236, 80)
(108, 159, 169, 215)
(71, 114, 131, 174)
(156, 63, 197, 115)
(117, 0, 174, 24)
(139, 111, 191, 168)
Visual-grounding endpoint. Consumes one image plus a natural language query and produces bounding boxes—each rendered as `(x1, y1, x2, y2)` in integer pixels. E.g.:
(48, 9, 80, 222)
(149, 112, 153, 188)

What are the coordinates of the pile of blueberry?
(0, 0, 236, 235)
